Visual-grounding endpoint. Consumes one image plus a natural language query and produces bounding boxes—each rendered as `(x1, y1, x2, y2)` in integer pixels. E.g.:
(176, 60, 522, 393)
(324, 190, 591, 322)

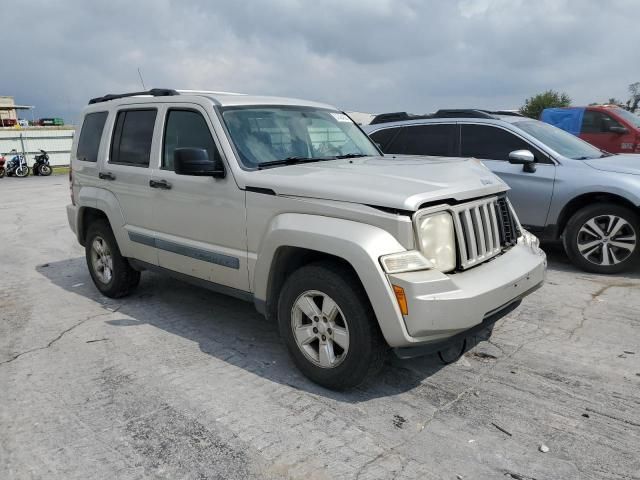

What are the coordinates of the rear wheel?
(85, 219, 140, 297)
(277, 262, 386, 390)
(0, 168, 4, 178)
(39, 164, 52, 176)
(563, 203, 639, 274)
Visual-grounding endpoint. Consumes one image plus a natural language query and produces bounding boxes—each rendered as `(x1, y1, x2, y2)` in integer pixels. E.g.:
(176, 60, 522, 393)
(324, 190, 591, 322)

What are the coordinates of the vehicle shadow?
(541, 242, 640, 280)
(37, 246, 617, 401)
(37, 257, 457, 401)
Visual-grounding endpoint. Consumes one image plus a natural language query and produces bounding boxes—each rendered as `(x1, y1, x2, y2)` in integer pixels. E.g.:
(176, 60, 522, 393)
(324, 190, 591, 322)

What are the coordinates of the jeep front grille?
(452, 196, 520, 269)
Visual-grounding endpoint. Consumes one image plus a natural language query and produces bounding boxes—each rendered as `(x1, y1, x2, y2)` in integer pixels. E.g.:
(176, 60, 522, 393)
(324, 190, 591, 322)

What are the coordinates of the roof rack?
(431, 109, 495, 119)
(369, 111, 432, 125)
(88, 88, 180, 105)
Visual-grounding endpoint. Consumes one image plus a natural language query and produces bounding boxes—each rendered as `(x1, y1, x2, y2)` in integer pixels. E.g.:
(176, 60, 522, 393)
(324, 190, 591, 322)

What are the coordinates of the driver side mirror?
(174, 148, 225, 178)
(609, 125, 628, 135)
(508, 149, 536, 173)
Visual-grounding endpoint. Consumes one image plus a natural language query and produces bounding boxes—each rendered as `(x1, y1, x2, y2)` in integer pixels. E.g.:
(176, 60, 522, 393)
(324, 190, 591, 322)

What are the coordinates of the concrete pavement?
(1, 175, 639, 479)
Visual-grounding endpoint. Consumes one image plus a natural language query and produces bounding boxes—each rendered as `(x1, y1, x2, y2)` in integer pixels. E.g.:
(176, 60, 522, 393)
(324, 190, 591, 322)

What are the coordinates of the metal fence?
(0, 128, 74, 166)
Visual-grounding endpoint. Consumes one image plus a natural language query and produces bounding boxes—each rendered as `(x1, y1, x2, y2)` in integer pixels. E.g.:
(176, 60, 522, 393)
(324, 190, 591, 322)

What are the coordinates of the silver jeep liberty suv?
(67, 88, 546, 389)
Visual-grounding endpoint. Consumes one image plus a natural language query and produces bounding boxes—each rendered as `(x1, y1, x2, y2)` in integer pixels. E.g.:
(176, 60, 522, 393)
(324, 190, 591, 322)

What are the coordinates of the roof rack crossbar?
(88, 88, 180, 105)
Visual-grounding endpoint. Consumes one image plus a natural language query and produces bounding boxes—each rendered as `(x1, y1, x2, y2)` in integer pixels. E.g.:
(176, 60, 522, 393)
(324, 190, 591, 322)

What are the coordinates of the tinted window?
(76, 112, 107, 162)
(461, 124, 543, 161)
(163, 110, 219, 170)
(386, 124, 457, 156)
(110, 109, 157, 167)
(582, 110, 623, 133)
(369, 127, 401, 151)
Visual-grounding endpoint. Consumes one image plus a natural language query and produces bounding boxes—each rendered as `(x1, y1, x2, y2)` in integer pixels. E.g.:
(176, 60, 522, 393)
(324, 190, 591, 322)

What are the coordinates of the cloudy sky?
(3, 0, 638, 123)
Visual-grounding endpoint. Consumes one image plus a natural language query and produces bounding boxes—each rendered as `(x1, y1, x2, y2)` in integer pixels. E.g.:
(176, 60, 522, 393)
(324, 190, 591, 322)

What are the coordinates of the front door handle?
(149, 179, 172, 190)
(98, 172, 115, 181)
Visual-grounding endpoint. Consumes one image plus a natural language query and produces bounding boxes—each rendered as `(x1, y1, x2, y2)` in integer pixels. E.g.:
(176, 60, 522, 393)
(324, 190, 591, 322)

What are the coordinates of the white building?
(0, 128, 74, 166)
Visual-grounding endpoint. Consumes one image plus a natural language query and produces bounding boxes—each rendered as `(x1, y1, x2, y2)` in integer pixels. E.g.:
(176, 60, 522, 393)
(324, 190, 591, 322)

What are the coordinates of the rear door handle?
(98, 172, 115, 181)
(149, 179, 172, 190)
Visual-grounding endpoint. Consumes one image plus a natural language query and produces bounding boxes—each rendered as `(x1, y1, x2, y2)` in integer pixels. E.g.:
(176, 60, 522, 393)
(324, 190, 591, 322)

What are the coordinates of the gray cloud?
(3, 0, 638, 124)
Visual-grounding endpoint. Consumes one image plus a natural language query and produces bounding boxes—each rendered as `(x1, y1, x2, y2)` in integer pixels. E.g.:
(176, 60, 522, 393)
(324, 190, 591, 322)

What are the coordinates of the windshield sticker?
(330, 112, 352, 123)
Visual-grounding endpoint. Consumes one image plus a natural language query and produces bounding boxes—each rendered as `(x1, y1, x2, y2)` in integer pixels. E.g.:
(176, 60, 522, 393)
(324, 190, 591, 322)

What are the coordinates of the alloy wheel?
(90, 236, 114, 284)
(290, 290, 350, 368)
(577, 214, 637, 266)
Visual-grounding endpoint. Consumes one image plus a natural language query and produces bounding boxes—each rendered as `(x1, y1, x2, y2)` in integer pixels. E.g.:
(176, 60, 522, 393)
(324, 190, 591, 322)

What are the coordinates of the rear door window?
(461, 124, 545, 161)
(385, 124, 458, 156)
(110, 109, 157, 167)
(76, 112, 108, 162)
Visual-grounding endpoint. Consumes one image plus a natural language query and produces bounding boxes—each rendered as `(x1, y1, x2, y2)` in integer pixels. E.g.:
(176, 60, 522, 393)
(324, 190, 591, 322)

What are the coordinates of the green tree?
(520, 90, 571, 119)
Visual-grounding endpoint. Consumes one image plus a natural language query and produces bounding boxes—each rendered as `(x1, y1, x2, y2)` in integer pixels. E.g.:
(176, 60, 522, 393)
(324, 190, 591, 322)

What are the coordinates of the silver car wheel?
(577, 214, 637, 266)
(90, 236, 114, 284)
(290, 290, 350, 369)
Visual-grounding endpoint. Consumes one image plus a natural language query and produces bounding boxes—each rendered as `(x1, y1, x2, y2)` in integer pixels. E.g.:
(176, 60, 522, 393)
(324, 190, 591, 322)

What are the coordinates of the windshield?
(221, 106, 380, 168)
(514, 120, 604, 160)
(612, 107, 640, 128)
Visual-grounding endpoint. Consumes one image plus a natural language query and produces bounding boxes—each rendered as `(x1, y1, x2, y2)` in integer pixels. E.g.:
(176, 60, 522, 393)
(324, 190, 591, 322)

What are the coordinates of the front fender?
(253, 213, 412, 347)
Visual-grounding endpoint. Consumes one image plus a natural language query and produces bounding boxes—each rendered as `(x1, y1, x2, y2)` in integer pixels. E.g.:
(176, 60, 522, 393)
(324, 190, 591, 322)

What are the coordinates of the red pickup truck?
(541, 105, 640, 154)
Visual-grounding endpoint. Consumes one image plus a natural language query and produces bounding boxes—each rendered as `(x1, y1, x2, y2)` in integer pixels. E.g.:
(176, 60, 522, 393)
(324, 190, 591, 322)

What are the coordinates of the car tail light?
(69, 164, 75, 205)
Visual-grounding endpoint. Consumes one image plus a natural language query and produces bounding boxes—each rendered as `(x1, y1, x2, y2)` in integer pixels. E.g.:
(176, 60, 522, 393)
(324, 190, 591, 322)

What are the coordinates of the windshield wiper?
(334, 153, 367, 159)
(257, 157, 330, 169)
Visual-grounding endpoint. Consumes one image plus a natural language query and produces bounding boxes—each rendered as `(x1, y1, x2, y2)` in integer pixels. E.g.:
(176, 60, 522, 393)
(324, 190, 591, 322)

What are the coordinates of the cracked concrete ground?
(1, 175, 639, 479)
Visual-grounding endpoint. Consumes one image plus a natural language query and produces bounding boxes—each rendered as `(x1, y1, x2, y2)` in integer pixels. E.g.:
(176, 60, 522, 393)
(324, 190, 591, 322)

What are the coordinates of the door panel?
(460, 124, 556, 229)
(481, 161, 556, 228)
(150, 106, 249, 291)
(105, 108, 159, 265)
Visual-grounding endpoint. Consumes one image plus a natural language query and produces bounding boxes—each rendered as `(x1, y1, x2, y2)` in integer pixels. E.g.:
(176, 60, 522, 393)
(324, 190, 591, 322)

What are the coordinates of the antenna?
(137, 67, 146, 90)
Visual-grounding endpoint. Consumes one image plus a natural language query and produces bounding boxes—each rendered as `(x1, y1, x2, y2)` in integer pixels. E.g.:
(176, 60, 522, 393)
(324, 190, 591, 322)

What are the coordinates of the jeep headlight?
(417, 211, 456, 272)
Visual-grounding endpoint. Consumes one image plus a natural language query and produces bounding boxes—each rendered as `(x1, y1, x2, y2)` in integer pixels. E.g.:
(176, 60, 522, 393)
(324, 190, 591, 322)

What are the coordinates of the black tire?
(39, 164, 52, 176)
(563, 203, 640, 274)
(277, 262, 387, 390)
(0, 168, 4, 178)
(16, 166, 29, 177)
(438, 338, 466, 364)
(85, 219, 140, 297)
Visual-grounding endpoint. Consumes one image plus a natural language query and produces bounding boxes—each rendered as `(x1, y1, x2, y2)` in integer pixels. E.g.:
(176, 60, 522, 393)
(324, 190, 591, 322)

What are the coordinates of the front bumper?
(385, 238, 546, 347)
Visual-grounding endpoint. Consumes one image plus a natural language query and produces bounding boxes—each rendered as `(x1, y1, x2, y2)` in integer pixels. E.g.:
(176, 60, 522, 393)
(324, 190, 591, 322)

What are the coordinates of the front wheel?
(0, 168, 4, 178)
(16, 165, 29, 177)
(563, 203, 639, 274)
(277, 262, 386, 390)
(39, 164, 52, 176)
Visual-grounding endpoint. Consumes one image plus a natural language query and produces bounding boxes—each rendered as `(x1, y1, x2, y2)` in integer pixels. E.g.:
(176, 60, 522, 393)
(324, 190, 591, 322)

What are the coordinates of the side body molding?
(252, 213, 410, 346)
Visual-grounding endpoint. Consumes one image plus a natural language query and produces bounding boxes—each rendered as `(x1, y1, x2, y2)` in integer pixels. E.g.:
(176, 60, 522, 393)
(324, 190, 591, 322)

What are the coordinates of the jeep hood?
(584, 154, 640, 176)
(245, 155, 508, 211)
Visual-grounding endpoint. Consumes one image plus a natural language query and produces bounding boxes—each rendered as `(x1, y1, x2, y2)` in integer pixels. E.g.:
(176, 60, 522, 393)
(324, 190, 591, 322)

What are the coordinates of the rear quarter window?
(369, 127, 401, 151)
(76, 112, 108, 162)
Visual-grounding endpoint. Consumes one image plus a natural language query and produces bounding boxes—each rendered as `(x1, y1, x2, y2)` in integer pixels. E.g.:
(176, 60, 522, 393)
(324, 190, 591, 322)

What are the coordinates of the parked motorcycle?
(0, 154, 5, 178)
(5, 150, 30, 177)
(32, 149, 52, 176)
